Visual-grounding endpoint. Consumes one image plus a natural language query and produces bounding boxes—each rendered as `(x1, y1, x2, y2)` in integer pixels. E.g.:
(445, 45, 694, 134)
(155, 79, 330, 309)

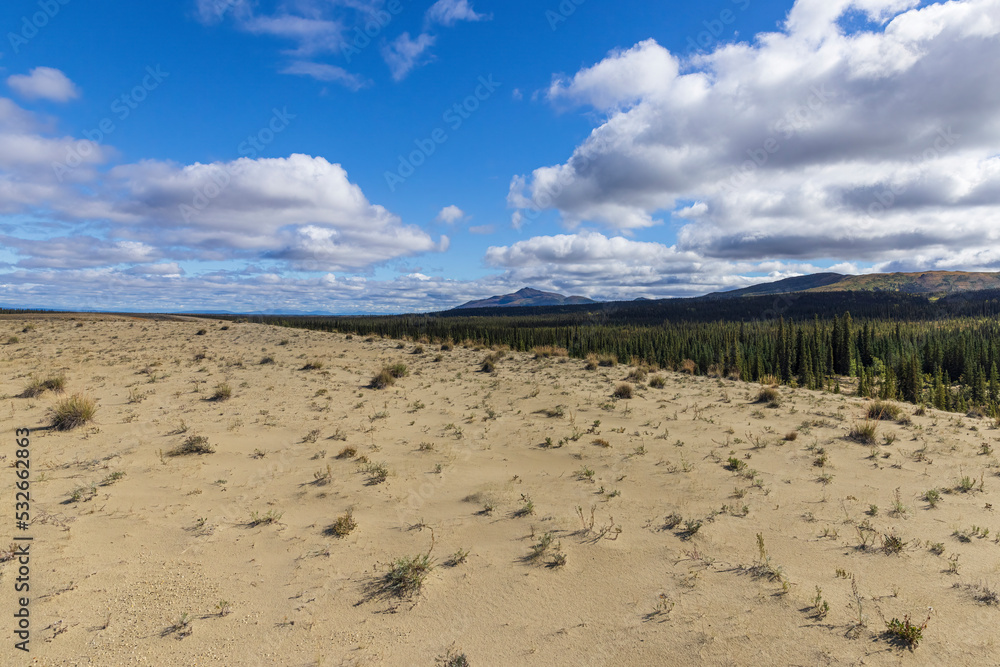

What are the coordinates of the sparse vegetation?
(210, 382, 232, 401)
(326, 510, 357, 537)
(168, 435, 215, 456)
(613, 383, 634, 399)
(51, 394, 97, 430)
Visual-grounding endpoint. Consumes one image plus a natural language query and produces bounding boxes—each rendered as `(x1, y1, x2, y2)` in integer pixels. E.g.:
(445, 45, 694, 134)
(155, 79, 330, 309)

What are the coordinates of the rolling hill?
(454, 287, 595, 310)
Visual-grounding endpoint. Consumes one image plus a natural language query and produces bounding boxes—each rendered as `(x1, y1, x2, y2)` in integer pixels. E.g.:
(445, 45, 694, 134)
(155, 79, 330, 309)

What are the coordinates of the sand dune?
(1, 316, 998, 665)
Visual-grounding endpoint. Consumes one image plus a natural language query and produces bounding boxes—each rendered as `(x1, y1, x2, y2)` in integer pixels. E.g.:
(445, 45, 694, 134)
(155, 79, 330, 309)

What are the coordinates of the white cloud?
(468, 224, 494, 235)
(241, 13, 344, 56)
(484, 231, 836, 300)
(436, 205, 466, 224)
(0, 98, 447, 276)
(510, 0, 1000, 271)
(382, 32, 436, 81)
(7, 67, 80, 102)
(426, 0, 490, 27)
(281, 61, 367, 89)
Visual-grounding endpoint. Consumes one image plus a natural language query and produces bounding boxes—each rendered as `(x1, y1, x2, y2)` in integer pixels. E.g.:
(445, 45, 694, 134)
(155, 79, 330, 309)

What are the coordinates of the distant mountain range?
(711, 271, 1000, 299)
(454, 287, 595, 310)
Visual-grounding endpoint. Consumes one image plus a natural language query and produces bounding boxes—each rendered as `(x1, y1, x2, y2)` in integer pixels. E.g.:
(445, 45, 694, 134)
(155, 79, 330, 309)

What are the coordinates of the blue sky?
(0, 0, 998, 313)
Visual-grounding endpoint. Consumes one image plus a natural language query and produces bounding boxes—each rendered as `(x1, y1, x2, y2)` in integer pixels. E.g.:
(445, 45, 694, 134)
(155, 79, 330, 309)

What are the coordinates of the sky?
(0, 0, 998, 314)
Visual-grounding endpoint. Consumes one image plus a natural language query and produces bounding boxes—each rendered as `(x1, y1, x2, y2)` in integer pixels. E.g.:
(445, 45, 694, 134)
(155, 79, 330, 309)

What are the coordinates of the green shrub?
(326, 510, 357, 537)
(648, 374, 666, 388)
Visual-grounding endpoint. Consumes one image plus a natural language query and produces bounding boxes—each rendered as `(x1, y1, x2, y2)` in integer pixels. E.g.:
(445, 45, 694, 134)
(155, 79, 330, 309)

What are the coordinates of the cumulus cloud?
(0, 97, 446, 278)
(435, 205, 466, 224)
(510, 0, 1000, 271)
(7, 67, 80, 102)
(485, 231, 836, 300)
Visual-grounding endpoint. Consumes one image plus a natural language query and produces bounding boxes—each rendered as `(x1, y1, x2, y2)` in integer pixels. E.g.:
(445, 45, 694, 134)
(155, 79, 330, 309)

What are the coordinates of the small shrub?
(592, 438, 611, 448)
(532, 345, 567, 358)
(598, 354, 618, 367)
(885, 613, 930, 648)
(336, 446, 357, 459)
(868, 400, 902, 421)
(168, 435, 215, 456)
(612, 383, 634, 399)
(248, 510, 282, 527)
(679, 359, 697, 374)
(196, 328, 207, 335)
(383, 553, 434, 597)
(648, 374, 666, 388)
(626, 368, 647, 384)
(755, 387, 781, 407)
(386, 362, 408, 378)
(51, 394, 97, 430)
(481, 355, 497, 373)
(784, 431, 798, 442)
(6, 336, 19, 345)
(370, 369, 395, 389)
(301, 360, 324, 371)
(210, 383, 232, 401)
(42, 375, 66, 393)
(260, 356, 275, 365)
(326, 510, 357, 537)
(19, 378, 45, 398)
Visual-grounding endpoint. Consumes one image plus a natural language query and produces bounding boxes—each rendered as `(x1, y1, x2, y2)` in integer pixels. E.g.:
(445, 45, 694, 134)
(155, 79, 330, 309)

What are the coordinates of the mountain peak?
(454, 287, 596, 310)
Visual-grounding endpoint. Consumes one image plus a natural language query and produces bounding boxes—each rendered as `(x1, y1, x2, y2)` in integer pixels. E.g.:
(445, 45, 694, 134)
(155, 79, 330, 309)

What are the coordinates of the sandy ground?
(0, 316, 999, 666)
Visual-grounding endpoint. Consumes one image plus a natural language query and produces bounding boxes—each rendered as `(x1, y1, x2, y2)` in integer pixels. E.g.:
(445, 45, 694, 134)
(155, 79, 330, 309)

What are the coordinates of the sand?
(1, 315, 998, 666)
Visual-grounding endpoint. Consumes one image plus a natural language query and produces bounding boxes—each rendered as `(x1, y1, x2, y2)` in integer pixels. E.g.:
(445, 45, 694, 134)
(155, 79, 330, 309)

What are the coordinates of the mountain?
(805, 271, 1000, 296)
(707, 273, 846, 298)
(454, 287, 596, 310)
(708, 271, 1000, 300)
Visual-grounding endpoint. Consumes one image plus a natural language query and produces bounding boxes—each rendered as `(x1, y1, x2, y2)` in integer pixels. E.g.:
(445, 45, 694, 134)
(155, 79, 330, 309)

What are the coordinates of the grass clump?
(382, 553, 435, 598)
(625, 368, 647, 384)
(370, 362, 408, 389)
(259, 356, 275, 365)
(336, 446, 357, 459)
(754, 386, 781, 407)
(210, 382, 232, 401)
(648, 374, 666, 388)
(168, 435, 215, 456)
(532, 345, 567, 359)
(848, 419, 879, 445)
(867, 400, 902, 421)
(301, 360, 324, 371)
(51, 394, 97, 430)
(612, 383, 634, 399)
